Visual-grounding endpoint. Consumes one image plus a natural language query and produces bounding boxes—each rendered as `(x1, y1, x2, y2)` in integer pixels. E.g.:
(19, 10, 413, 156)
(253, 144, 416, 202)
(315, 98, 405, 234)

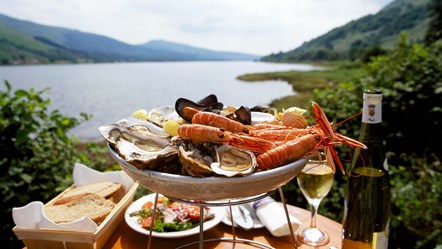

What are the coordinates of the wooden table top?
(103, 204, 342, 249)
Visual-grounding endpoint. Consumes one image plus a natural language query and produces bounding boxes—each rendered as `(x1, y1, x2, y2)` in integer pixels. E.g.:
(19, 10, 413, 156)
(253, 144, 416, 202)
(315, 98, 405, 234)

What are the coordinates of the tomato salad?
(129, 196, 215, 232)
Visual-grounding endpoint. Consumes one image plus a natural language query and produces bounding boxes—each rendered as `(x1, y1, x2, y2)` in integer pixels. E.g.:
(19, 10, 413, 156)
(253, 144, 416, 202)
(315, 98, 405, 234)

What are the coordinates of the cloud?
(0, 0, 395, 55)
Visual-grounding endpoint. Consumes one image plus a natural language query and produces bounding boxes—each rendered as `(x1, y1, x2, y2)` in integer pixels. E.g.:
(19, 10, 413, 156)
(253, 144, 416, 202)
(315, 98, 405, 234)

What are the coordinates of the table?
(103, 204, 342, 249)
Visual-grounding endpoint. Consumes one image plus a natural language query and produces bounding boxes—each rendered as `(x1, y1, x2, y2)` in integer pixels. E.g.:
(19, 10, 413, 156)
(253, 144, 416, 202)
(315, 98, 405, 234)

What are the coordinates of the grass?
(237, 66, 363, 110)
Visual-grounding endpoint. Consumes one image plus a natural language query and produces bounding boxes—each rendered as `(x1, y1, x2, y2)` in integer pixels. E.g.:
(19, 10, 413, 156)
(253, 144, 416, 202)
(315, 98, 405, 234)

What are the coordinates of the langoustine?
(176, 102, 366, 174)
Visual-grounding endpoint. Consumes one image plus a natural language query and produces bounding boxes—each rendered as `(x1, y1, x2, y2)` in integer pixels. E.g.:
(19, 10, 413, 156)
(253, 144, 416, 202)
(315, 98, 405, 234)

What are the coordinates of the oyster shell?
(147, 105, 179, 127)
(178, 142, 215, 177)
(211, 145, 257, 177)
(116, 117, 169, 138)
(98, 124, 178, 170)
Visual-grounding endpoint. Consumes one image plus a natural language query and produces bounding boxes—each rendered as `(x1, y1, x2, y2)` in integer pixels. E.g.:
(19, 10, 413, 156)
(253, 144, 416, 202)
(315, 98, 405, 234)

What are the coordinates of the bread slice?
(45, 193, 116, 224)
(54, 181, 122, 205)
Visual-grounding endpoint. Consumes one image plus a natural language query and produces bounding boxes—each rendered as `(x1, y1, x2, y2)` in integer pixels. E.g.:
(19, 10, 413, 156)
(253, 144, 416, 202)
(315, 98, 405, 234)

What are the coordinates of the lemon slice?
(132, 109, 148, 120)
(163, 120, 180, 136)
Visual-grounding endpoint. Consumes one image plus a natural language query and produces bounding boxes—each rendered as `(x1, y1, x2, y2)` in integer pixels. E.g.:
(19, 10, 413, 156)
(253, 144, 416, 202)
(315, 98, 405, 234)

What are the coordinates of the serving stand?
(109, 145, 307, 249)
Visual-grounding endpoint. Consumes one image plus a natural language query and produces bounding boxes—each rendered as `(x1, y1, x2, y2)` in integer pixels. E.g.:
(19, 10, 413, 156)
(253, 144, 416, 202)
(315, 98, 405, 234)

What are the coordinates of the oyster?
(178, 141, 215, 177)
(99, 124, 178, 171)
(211, 145, 257, 177)
(146, 105, 179, 127)
(117, 117, 169, 138)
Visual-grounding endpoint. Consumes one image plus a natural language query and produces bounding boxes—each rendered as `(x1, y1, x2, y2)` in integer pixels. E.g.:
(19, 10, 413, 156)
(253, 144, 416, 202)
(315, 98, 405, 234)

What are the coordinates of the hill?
(0, 13, 258, 65)
(261, 0, 432, 62)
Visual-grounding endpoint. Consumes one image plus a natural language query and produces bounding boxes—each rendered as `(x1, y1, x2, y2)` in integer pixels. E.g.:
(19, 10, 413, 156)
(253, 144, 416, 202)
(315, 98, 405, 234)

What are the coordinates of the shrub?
(311, 34, 442, 248)
(0, 81, 88, 248)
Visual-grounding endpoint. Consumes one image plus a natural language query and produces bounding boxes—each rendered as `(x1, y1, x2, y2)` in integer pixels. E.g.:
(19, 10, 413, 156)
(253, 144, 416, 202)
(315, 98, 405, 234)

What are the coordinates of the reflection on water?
(0, 61, 323, 141)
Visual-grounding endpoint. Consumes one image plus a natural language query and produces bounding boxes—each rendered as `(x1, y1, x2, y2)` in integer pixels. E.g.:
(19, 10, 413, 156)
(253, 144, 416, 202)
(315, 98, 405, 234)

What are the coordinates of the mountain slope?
(0, 13, 258, 64)
(139, 40, 258, 60)
(0, 23, 90, 64)
(262, 0, 431, 62)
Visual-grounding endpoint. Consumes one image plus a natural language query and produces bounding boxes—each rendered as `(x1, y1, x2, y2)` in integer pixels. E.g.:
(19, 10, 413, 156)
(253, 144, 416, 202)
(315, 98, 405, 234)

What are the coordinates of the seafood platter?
(100, 94, 366, 202)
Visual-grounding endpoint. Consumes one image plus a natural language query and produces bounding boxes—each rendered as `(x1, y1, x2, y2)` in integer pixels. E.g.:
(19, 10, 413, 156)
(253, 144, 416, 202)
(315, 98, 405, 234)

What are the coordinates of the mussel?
(175, 94, 224, 122)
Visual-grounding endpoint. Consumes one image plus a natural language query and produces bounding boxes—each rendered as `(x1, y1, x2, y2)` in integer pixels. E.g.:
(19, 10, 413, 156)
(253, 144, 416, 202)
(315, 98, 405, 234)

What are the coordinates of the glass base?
(297, 227, 330, 246)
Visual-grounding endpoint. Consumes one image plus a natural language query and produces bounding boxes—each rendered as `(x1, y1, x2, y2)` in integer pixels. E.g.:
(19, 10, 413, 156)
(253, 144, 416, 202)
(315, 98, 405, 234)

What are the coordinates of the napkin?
(12, 163, 135, 232)
(253, 196, 302, 237)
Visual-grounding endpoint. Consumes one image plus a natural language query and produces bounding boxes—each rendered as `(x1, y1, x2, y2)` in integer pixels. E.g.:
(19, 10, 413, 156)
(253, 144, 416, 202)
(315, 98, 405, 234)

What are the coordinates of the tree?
(425, 0, 442, 45)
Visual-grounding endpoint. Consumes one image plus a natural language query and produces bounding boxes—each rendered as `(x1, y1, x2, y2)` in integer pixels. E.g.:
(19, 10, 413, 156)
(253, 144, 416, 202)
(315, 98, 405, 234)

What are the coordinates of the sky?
(0, 0, 395, 56)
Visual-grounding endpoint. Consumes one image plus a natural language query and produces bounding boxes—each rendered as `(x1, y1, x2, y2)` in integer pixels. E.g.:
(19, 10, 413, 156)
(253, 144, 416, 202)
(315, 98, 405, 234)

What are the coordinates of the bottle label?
(372, 230, 388, 249)
(362, 93, 382, 124)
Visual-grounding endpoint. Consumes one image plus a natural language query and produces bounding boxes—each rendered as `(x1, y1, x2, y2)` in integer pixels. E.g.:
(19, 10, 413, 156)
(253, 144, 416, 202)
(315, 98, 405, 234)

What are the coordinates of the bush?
(310, 34, 442, 248)
(0, 81, 88, 248)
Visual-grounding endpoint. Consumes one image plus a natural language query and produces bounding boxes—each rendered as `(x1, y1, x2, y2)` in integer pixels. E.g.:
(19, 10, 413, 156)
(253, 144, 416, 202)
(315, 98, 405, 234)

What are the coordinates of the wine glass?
(296, 152, 334, 246)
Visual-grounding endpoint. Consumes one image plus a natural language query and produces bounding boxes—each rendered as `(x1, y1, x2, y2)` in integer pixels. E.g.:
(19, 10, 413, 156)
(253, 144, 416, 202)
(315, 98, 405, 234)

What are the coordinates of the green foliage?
(424, 0, 442, 45)
(310, 34, 442, 248)
(0, 81, 89, 248)
(262, 0, 432, 62)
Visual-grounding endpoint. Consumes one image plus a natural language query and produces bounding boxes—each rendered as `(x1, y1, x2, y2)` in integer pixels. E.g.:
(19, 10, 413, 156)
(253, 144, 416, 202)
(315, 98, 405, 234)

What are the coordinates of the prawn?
(177, 124, 274, 153)
(191, 111, 251, 134)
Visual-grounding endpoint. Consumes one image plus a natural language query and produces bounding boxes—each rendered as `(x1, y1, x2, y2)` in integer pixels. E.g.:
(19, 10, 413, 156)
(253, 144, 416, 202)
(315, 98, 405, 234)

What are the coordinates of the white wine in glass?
(296, 157, 334, 246)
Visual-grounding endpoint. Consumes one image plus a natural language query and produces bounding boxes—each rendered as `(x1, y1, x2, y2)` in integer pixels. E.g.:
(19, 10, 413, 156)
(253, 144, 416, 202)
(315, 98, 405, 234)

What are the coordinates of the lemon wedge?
(132, 109, 148, 120)
(163, 120, 180, 136)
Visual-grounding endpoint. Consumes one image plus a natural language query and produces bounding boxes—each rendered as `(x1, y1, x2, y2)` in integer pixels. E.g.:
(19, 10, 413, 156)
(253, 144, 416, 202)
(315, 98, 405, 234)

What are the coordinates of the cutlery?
(228, 205, 254, 230)
(237, 205, 254, 230)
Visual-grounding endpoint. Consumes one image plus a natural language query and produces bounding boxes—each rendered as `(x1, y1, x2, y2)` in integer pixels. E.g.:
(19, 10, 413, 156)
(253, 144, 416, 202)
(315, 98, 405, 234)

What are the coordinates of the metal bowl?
(109, 145, 308, 201)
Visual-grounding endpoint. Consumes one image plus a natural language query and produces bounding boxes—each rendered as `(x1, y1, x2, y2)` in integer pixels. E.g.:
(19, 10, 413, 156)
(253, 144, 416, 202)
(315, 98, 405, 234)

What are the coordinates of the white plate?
(221, 203, 264, 229)
(251, 111, 276, 124)
(125, 194, 225, 238)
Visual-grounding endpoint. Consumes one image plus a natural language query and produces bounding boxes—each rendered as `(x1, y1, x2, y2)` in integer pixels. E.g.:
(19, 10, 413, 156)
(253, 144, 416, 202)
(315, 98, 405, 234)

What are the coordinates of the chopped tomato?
(188, 205, 200, 221)
(168, 201, 184, 210)
(141, 201, 153, 210)
(141, 216, 154, 229)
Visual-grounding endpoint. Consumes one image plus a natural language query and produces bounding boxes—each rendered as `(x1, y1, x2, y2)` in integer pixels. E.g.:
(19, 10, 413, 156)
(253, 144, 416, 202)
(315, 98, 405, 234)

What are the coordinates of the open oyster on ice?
(99, 118, 179, 172)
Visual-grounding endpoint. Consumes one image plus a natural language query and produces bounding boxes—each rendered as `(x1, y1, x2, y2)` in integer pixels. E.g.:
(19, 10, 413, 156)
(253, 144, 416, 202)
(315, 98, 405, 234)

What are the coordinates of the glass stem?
(309, 199, 321, 228)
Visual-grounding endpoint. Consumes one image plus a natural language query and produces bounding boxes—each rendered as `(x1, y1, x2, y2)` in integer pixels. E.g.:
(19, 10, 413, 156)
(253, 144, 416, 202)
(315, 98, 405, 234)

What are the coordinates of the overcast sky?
(0, 0, 395, 56)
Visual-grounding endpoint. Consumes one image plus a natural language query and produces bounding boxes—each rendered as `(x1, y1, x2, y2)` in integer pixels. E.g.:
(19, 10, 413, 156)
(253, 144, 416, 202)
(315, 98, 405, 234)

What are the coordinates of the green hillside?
(262, 0, 432, 62)
(0, 23, 91, 64)
(0, 13, 258, 65)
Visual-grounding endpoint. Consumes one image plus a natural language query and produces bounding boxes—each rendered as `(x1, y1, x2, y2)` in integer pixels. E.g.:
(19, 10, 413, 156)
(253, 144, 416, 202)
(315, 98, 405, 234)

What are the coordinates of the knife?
(231, 205, 254, 230)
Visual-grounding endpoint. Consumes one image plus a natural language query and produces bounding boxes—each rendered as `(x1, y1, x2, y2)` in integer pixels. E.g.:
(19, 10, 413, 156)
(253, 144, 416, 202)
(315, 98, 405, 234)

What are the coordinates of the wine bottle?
(342, 89, 391, 249)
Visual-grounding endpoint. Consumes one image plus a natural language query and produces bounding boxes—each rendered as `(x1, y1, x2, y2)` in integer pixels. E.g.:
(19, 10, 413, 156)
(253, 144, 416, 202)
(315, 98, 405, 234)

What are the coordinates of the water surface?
(0, 61, 321, 141)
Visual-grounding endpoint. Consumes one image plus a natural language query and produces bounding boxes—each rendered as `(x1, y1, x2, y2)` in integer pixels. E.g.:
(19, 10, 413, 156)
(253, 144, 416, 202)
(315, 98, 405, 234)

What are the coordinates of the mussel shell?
(175, 94, 224, 122)
(233, 106, 252, 125)
(250, 105, 278, 116)
(196, 94, 219, 106)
